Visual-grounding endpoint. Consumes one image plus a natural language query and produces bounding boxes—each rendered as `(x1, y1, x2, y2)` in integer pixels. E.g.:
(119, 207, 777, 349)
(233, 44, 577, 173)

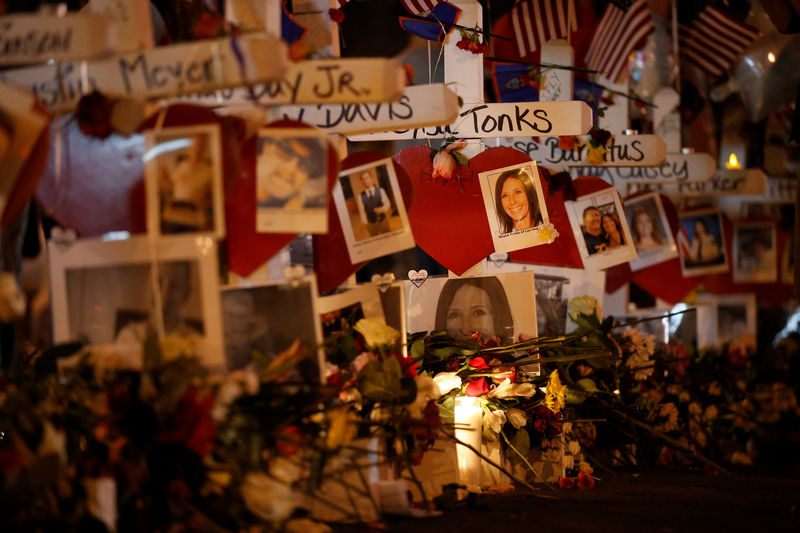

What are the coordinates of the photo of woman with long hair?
(434, 277, 515, 344)
(601, 212, 626, 249)
(630, 207, 664, 251)
(493, 168, 544, 234)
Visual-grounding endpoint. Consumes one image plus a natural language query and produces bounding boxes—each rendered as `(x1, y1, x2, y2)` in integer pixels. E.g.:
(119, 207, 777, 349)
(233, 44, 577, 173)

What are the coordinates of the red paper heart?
(314, 151, 414, 294)
(228, 119, 338, 277)
(510, 175, 608, 269)
(396, 146, 540, 275)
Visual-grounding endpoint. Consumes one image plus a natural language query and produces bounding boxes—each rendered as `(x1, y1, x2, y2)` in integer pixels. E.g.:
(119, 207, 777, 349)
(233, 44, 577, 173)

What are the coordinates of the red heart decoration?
(227, 119, 338, 277)
(510, 175, 609, 269)
(396, 146, 538, 275)
(314, 151, 414, 294)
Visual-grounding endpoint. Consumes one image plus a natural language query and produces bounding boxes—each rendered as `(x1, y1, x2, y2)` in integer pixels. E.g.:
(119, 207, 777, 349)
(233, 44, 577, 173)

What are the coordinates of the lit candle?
(454, 396, 483, 491)
(725, 153, 741, 170)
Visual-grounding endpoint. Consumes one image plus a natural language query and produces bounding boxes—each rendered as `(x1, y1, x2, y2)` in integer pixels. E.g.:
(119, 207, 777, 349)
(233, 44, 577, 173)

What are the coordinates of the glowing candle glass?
(454, 396, 483, 491)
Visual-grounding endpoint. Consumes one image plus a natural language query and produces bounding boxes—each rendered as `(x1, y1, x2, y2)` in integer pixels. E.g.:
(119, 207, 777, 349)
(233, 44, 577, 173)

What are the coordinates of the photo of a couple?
(568, 188, 637, 270)
(581, 206, 627, 255)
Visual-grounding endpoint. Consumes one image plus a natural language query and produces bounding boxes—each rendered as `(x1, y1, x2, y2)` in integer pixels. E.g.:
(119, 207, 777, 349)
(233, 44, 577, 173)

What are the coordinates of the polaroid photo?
(378, 282, 407, 354)
(255, 128, 329, 234)
(482, 259, 605, 336)
(478, 161, 550, 253)
(221, 276, 323, 382)
(566, 188, 637, 270)
(144, 124, 225, 238)
(733, 222, 778, 283)
(331, 157, 415, 264)
(624, 192, 677, 271)
(677, 209, 729, 277)
(49, 234, 224, 368)
(740, 202, 783, 219)
(697, 293, 757, 347)
(405, 272, 537, 344)
(317, 283, 386, 340)
(665, 302, 699, 348)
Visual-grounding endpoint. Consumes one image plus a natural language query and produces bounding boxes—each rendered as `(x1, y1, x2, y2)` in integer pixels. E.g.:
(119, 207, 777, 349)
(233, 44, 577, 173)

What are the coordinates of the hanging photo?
(317, 283, 386, 339)
(221, 276, 323, 381)
(405, 272, 537, 344)
(733, 222, 778, 283)
(256, 128, 329, 234)
(49, 235, 225, 368)
(614, 310, 669, 343)
(696, 293, 757, 348)
(378, 282, 407, 355)
(483, 260, 605, 336)
(331, 157, 415, 263)
(624, 193, 677, 271)
(144, 124, 225, 238)
(566, 188, 637, 270)
(676, 209, 729, 277)
(478, 161, 551, 253)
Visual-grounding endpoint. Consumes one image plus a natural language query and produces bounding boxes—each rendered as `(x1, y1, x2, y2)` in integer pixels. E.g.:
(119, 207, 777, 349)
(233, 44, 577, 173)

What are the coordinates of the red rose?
(457, 38, 470, 50)
(469, 356, 489, 370)
(193, 12, 224, 39)
(276, 425, 303, 456)
(559, 477, 575, 489)
(465, 377, 489, 397)
(577, 471, 595, 490)
(520, 73, 532, 85)
(558, 135, 576, 151)
(424, 401, 442, 428)
(329, 8, 345, 23)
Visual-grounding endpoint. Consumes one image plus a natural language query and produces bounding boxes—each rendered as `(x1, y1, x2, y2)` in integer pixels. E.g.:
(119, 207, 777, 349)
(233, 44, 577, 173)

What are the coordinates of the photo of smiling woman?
(495, 168, 544, 234)
(434, 277, 515, 343)
(479, 161, 550, 253)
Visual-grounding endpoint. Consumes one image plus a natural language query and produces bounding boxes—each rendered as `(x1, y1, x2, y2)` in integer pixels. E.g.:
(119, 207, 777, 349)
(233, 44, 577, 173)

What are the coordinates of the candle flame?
(725, 153, 741, 169)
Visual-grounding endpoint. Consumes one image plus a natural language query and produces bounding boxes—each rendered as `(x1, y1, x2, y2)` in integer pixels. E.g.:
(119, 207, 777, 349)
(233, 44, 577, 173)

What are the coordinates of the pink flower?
(431, 150, 457, 180)
(464, 378, 489, 397)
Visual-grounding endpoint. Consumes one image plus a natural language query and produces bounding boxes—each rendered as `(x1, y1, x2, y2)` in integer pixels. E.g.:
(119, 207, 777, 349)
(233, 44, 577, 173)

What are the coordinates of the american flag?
(677, 226, 692, 259)
(585, 0, 654, 82)
(400, 0, 444, 16)
(510, 0, 580, 59)
(679, 6, 760, 77)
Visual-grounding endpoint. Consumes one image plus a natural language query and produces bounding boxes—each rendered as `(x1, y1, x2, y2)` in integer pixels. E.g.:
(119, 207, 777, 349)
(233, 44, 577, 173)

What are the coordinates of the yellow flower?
(326, 406, 358, 449)
(159, 332, 199, 361)
(537, 222, 559, 244)
(585, 145, 608, 165)
(354, 317, 400, 349)
(544, 370, 566, 414)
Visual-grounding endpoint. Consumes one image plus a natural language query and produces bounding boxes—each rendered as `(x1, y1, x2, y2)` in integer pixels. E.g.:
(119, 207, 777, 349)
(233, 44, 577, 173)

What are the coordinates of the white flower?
(433, 372, 462, 395)
(562, 452, 574, 470)
(657, 402, 679, 432)
(269, 456, 304, 484)
(702, 404, 719, 424)
(688, 402, 702, 417)
(354, 318, 400, 349)
(568, 295, 601, 322)
(489, 377, 515, 398)
(506, 408, 527, 429)
(37, 421, 67, 464)
(513, 382, 536, 398)
(408, 373, 440, 418)
(0, 273, 26, 323)
(567, 440, 581, 456)
(483, 409, 507, 436)
(240, 472, 296, 523)
(432, 150, 457, 180)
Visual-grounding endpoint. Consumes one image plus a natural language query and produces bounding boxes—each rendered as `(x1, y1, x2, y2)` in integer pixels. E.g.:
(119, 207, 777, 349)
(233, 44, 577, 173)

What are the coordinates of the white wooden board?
(86, 0, 154, 53)
(0, 32, 288, 112)
(0, 13, 114, 66)
(539, 40, 574, 102)
(270, 83, 459, 134)
(348, 100, 593, 141)
(630, 169, 767, 198)
(177, 57, 406, 106)
(498, 134, 666, 169)
(569, 152, 716, 186)
(652, 88, 681, 153)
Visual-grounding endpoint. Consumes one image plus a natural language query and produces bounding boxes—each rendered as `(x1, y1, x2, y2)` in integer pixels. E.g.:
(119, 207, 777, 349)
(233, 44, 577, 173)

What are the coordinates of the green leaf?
(357, 358, 402, 403)
(575, 377, 599, 393)
(452, 151, 469, 166)
(510, 428, 530, 460)
(410, 338, 425, 360)
(432, 346, 461, 360)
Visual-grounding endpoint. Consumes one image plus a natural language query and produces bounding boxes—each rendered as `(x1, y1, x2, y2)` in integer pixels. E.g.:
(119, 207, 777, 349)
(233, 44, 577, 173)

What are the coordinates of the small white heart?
(407, 269, 428, 288)
(371, 272, 395, 293)
(489, 252, 509, 268)
(50, 227, 77, 251)
(283, 264, 305, 283)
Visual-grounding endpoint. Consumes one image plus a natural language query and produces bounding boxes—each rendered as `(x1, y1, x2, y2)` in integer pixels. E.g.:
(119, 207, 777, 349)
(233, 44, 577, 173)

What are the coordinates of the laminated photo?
(478, 161, 551, 253)
(733, 222, 778, 283)
(332, 157, 415, 263)
(566, 188, 637, 270)
(676, 209, 729, 277)
(49, 234, 224, 368)
(624, 192, 677, 271)
(221, 276, 323, 382)
(256, 127, 329, 234)
(317, 283, 386, 339)
(144, 124, 225, 238)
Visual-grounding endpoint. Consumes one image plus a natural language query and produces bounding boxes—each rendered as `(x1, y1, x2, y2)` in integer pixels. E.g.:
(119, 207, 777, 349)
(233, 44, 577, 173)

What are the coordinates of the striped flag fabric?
(400, 0, 444, 17)
(679, 6, 760, 77)
(584, 0, 654, 82)
(677, 226, 692, 259)
(510, 0, 580, 59)
(399, 1, 461, 42)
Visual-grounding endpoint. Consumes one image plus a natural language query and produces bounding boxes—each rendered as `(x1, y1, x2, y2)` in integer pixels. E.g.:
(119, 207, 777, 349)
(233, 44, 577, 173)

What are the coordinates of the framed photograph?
(624, 192, 677, 271)
(317, 283, 386, 339)
(483, 259, 605, 336)
(221, 276, 323, 382)
(331, 158, 415, 264)
(733, 222, 778, 283)
(144, 124, 225, 238)
(566, 188, 637, 270)
(49, 235, 224, 367)
(614, 309, 668, 343)
(256, 128, 329, 234)
(677, 209, 729, 277)
(665, 302, 698, 347)
(405, 272, 537, 344)
(478, 161, 550, 253)
(697, 293, 757, 347)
